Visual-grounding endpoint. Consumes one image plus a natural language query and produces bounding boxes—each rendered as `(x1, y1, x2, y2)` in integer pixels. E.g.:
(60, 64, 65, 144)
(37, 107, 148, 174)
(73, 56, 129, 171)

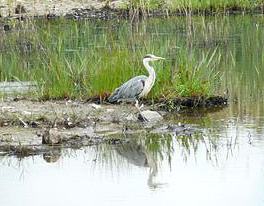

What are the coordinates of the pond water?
(0, 104, 263, 206)
(1, 15, 264, 205)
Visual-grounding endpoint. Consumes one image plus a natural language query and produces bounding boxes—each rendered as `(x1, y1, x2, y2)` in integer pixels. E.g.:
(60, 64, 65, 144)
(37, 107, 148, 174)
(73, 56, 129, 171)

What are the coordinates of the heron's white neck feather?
(140, 58, 156, 97)
(143, 59, 156, 82)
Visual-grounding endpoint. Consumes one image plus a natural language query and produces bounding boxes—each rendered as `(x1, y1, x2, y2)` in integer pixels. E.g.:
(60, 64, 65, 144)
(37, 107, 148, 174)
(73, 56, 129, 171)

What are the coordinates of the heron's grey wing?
(108, 75, 147, 102)
(119, 76, 147, 99)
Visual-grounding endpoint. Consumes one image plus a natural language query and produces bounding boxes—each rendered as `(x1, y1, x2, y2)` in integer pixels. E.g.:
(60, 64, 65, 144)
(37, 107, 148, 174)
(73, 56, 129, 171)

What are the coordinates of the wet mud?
(0, 99, 203, 156)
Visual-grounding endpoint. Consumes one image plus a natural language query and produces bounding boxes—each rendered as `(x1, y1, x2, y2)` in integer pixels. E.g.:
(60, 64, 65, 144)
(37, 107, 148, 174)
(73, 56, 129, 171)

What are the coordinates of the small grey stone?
(138, 110, 162, 122)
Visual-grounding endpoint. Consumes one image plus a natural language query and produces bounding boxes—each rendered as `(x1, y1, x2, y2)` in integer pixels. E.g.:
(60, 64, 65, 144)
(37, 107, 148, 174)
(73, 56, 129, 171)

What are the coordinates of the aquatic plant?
(1, 14, 263, 108)
(129, 0, 260, 14)
(0, 18, 226, 102)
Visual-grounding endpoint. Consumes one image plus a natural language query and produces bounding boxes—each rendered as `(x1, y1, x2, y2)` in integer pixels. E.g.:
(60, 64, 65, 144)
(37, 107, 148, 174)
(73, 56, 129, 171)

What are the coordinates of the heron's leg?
(135, 100, 148, 122)
(135, 100, 144, 110)
(135, 100, 139, 109)
(135, 100, 142, 111)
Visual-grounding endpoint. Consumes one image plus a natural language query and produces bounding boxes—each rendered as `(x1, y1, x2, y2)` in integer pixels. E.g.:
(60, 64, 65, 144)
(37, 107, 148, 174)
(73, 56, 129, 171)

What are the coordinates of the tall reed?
(1, 15, 263, 105)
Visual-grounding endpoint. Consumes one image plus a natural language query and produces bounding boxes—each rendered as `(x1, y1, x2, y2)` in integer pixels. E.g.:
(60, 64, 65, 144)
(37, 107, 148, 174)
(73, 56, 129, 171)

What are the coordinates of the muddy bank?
(142, 96, 228, 110)
(0, 0, 127, 17)
(0, 0, 130, 21)
(0, 99, 202, 156)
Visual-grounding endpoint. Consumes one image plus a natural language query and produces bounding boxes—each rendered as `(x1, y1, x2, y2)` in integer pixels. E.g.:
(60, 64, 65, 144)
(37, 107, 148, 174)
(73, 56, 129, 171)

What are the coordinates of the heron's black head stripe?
(144, 55, 151, 59)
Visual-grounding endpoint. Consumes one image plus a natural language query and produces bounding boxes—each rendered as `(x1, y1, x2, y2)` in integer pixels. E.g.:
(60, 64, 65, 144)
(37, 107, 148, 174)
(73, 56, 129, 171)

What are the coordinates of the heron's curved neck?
(143, 59, 156, 81)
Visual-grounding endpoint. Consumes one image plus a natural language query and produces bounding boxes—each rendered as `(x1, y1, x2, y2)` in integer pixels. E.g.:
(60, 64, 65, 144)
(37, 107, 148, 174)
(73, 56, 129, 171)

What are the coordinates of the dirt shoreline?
(1, 0, 264, 22)
(0, 0, 126, 17)
(0, 99, 203, 156)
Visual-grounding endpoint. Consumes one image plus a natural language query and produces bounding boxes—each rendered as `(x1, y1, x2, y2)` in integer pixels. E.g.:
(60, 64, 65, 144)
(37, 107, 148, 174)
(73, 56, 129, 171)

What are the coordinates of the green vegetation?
(130, 0, 264, 13)
(1, 14, 264, 107)
(0, 18, 222, 101)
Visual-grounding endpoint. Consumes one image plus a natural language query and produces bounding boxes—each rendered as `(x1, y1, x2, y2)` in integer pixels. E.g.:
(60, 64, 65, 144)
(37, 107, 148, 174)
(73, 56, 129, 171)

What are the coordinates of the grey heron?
(108, 54, 165, 107)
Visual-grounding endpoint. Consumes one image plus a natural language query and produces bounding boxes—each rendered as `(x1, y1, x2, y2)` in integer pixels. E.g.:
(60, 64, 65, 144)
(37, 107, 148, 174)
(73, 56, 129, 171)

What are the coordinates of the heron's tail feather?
(108, 88, 120, 102)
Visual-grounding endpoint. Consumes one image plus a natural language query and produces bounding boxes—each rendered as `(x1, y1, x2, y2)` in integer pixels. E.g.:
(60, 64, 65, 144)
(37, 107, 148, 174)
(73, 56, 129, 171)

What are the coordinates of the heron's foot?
(138, 112, 149, 122)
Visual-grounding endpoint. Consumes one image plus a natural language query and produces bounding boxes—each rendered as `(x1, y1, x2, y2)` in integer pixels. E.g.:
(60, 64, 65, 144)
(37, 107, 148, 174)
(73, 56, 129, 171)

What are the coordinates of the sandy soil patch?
(0, 0, 128, 18)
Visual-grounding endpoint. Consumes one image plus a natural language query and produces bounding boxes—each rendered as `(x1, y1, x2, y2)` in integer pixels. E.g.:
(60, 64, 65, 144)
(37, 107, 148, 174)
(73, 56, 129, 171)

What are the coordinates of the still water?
(0, 107, 263, 205)
(1, 15, 264, 205)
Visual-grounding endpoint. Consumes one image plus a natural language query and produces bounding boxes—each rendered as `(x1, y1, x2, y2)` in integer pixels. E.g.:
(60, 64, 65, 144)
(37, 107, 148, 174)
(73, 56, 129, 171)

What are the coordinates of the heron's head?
(144, 54, 165, 62)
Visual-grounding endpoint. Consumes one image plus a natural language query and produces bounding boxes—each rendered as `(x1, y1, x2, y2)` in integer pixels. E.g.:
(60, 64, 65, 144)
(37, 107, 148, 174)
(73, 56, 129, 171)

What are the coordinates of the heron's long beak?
(154, 56, 165, 60)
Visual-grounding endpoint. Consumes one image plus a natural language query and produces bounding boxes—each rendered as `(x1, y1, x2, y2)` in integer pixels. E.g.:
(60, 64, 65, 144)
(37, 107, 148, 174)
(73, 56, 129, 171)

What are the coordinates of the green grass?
(168, 0, 253, 9)
(129, 0, 262, 12)
(3, 14, 264, 105)
(153, 47, 220, 99)
(1, 14, 264, 117)
(0, 18, 224, 101)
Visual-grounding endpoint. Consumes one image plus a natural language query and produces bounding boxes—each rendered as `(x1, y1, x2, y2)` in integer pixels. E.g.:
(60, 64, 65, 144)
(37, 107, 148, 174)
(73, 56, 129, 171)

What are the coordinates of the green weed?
(3, 16, 261, 102)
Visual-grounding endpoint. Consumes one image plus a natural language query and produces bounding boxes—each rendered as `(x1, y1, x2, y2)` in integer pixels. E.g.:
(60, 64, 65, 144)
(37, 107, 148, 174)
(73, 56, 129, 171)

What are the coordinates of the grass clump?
(129, 0, 262, 14)
(153, 47, 220, 100)
(0, 18, 225, 103)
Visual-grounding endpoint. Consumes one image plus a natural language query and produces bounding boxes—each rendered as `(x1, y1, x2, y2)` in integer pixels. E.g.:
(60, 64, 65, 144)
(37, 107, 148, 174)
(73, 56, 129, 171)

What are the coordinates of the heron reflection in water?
(108, 54, 165, 111)
(115, 138, 166, 189)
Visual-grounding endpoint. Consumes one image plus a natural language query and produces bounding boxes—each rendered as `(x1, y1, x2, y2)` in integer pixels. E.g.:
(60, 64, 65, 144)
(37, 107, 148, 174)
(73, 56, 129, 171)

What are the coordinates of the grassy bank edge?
(1, 0, 264, 21)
